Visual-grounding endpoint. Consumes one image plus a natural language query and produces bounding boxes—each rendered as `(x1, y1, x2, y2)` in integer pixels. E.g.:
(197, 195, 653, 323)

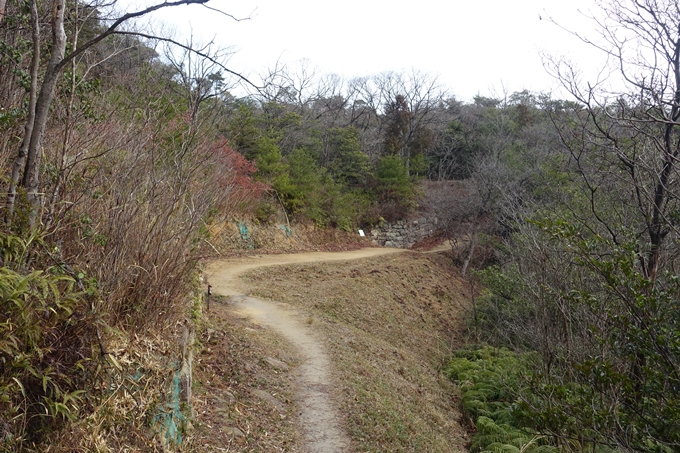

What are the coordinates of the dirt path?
(207, 248, 406, 296)
(206, 247, 414, 453)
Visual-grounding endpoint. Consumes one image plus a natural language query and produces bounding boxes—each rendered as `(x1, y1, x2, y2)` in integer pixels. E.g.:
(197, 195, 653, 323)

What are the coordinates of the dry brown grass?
(239, 251, 470, 452)
(209, 219, 375, 255)
(190, 295, 303, 452)
(38, 323, 190, 452)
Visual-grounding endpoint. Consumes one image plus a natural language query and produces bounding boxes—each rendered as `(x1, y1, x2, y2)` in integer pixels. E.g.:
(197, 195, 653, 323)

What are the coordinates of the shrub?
(0, 232, 93, 448)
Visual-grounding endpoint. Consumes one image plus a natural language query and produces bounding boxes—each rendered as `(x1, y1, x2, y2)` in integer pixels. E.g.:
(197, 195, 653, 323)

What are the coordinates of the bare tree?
(545, 0, 680, 282)
(5, 0, 251, 228)
(164, 37, 238, 123)
(349, 70, 448, 163)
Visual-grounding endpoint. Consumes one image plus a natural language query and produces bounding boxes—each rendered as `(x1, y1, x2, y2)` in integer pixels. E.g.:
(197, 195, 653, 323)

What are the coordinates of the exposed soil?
(229, 294, 350, 453)
(193, 245, 468, 452)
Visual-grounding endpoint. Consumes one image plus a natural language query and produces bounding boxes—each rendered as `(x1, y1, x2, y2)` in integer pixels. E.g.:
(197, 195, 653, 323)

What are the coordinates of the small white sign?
(358, 229, 365, 237)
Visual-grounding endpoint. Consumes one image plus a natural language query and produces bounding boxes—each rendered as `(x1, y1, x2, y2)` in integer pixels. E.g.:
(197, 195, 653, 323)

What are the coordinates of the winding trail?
(205, 247, 408, 453)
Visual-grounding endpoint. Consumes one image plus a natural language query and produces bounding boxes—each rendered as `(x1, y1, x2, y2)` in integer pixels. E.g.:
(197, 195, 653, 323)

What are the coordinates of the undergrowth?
(0, 228, 202, 452)
(0, 231, 92, 450)
(446, 345, 558, 453)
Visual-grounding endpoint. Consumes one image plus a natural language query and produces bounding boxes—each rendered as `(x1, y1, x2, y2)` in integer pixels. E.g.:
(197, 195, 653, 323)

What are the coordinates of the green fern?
(448, 346, 559, 453)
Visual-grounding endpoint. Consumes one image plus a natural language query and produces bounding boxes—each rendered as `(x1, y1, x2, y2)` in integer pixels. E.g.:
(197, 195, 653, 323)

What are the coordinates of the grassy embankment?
(235, 251, 471, 452)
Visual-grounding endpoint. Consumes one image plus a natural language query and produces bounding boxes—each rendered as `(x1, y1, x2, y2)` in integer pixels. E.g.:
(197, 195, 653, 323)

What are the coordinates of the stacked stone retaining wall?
(370, 217, 438, 248)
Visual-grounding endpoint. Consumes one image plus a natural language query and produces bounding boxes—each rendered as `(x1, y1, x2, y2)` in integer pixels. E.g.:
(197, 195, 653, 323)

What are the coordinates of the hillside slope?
(193, 249, 469, 452)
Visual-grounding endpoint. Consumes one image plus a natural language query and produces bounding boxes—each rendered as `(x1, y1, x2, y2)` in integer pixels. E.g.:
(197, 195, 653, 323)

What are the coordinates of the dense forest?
(0, 0, 679, 451)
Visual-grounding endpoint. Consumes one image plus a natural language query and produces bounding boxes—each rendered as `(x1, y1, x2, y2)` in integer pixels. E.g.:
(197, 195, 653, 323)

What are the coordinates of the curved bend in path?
(206, 247, 407, 453)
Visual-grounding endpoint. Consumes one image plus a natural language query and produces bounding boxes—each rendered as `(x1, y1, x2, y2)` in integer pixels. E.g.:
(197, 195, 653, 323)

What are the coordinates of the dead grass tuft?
(42, 325, 191, 452)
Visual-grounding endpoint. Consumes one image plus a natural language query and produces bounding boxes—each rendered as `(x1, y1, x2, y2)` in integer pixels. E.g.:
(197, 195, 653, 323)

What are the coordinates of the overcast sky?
(143, 0, 606, 102)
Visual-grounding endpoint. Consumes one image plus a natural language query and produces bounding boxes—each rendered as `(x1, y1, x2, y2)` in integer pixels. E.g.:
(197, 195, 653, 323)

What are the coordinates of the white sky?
(142, 0, 606, 103)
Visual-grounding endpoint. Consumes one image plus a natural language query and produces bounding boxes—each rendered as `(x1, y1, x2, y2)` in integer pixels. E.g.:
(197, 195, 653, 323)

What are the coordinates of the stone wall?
(370, 217, 438, 248)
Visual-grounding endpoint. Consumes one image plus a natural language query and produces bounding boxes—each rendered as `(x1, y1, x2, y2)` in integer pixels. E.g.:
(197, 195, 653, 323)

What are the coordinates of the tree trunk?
(0, 0, 7, 25)
(21, 0, 67, 227)
(461, 231, 477, 276)
(44, 0, 79, 231)
(6, 0, 39, 225)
